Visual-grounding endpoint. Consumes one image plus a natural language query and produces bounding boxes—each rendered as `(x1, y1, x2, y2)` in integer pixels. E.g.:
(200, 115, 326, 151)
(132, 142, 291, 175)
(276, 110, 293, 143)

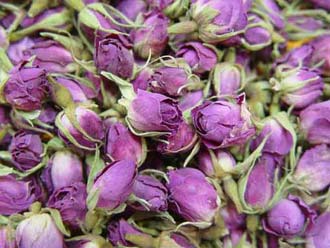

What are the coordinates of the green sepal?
(64, 0, 85, 11)
(175, 221, 212, 231)
(125, 116, 171, 137)
(46, 136, 65, 151)
(87, 188, 100, 211)
(0, 163, 16, 176)
(14, 109, 41, 125)
(0, 48, 13, 72)
(43, 208, 71, 237)
(128, 194, 152, 211)
(47, 75, 74, 109)
(183, 140, 200, 167)
(164, 0, 190, 19)
(28, 0, 50, 17)
(140, 169, 169, 183)
(86, 148, 105, 192)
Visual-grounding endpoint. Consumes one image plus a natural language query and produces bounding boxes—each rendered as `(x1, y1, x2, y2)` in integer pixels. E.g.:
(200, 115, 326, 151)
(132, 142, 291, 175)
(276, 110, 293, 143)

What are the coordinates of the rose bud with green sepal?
(0, 226, 15, 248)
(275, 44, 314, 69)
(90, 160, 136, 211)
(167, 168, 220, 223)
(262, 195, 316, 238)
(129, 175, 168, 212)
(252, 0, 284, 30)
(41, 150, 84, 194)
(147, 0, 190, 19)
(15, 213, 65, 248)
(56, 106, 104, 151)
(115, 0, 147, 21)
(7, 37, 35, 65)
(192, 98, 255, 149)
(310, 35, 330, 77)
(293, 145, 330, 192)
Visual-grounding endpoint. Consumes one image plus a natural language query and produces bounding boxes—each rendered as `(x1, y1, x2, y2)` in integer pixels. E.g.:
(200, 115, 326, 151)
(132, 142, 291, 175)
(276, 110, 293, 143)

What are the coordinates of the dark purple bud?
(307, 0, 330, 10)
(9, 131, 43, 171)
(57, 106, 104, 150)
(47, 182, 87, 229)
(92, 160, 137, 210)
(16, 213, 65, 248)
(0, 226, 15, 248)
(306, 211, 330, 248)
(94, 35, 134, 79)
(107, 219, 146, 247)
(244, 154, 277, 208)
(157, 121, 197, 154)
(275, 44, 314, 68)
(251, 118, 293, 157)
(294, 145, 330, 192)
(130, 175, 168, 212)
(263, 195, 316, 238)
(4, 67, 49, 111)
(310, 35, 330, 76)
(192, 100, 255, 149)
(116, 0, 147, 21)
(178, 90, 203, 111)
(299, 100, 330, 144)
(41, 150, 84, 194)
(176, 42, 217, 74)
(23, 40, 75, 73)
(130, 11, 169, 59)
(167, 168, 220, 222)
(105, 122, 144, 164)
(132, 67, 153, 92)
(149, 66, 190, 97)
(38, 105, 58, 126)
(7, 37, 35, 64)
(127, 90, 183, 132)
(220, 203, 246, 230)
(0, 175, 40, 215)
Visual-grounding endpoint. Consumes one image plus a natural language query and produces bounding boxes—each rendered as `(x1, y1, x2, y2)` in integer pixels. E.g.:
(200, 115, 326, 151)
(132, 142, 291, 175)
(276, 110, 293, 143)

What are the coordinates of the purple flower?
(299, 100, 330, 144)
(192, 100, 255, 149)
(310, 35, 330, 76)
(275, 44, 314, 68)
(220, 203, 246, 230)
(9, 131, 43, 171)
(255, 0, 284, 29)
(92, 160, 137, 210)
(41, 150, 84, 194)
(293, 145, 330, 192)
(178, 90, 204, 111)
(130, 175, 168, 212)
(251, 118, 293, 157)
(263, 195, 316, 237)
(7, 37, 35, 65)
(16, 213, 65, 248)
(47, 182, 87, 229)
(132, 68, 153, 93)
(167, 168, 219, 222)
(244, 154, 277, 209)
(116, 0, 147, 21)
(176, 42, 217, 74)
(307, 0, 330, 10)
(57, 106, 104, 150)
(23, 40, 75, 73)
(157, 121, 197, 154)
(130, 11, 169, 59)
(4, 66, 49, 111)
(0, 175, 40, 215)
(94, 35, 134, 79)
(105, 122, 144, 164)
(306, 211, 330, 248)
(0, 227, 15, 248)
(107, 219, 146, 247)
(127, 90, 183, 132)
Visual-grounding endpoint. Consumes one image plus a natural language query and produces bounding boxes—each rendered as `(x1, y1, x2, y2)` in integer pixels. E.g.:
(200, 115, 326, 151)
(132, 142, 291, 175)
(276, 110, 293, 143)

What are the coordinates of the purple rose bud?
(255, 0, 284, 30)
(38, 105, 58, 126)
(251, 118, 293, 157)
(127, 90, 183, 133)
(16, 213, 65, 248)
(306, 211, 330, 248)
(116, 0, 147, 21)
(176, 42, 217, 74)
(92, 160, 137, 210)
(9, 131, 43, 171)
(191, 0, 248, 44)
(0, 226, 15, 248)
(299, 100, 330, 144)
(41, 150, 84, 194)
(47, 182, 87, 229)
(4, 66, 49, 111)
(130, 175, 168, 212)
(220, 203, 246, 230)
(148, 66, 191, 97)
(272, 67, 324, 109)
(198, 148, 236, 178)
(293, 145, 330, 192)
(192, 100, 255, 149)
(132, 68, 153, 92)
(212, 62, 244, 96)
(7, 37, 35, 65)
(287, 15, 325, 40)
(167, 168, 220, 222)
(307, 0, 330, 10)
(275, 44, 314, 68)
(157, 121, 197, 154)
(94, 35, 134, 79)
(263, 195, 316, 237)
(108, 219, 146, 247)
(23, 40, 75, 73)
(244, 154, 277, 209)
(223, 229, 248, 248)
(178, 90, 204, 111)
(57, 106, 104, 150)
(0, 175, 40, 215)
(54, 76, 91, 103)
(147, 0, 189, 18)
(130, 11, 169, 59)
(105, 122, 144, 164)
(310, 35, 330, 76)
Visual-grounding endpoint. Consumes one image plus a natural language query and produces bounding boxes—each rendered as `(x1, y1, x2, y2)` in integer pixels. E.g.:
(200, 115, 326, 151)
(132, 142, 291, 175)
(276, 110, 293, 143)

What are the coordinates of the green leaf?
(87, 188, 100, 211)
(45, 208, 71, 237)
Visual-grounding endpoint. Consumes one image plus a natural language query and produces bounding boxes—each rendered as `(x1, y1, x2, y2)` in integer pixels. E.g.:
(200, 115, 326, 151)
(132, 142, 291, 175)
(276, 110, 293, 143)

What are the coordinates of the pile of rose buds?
(1, 0, 330, 247)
